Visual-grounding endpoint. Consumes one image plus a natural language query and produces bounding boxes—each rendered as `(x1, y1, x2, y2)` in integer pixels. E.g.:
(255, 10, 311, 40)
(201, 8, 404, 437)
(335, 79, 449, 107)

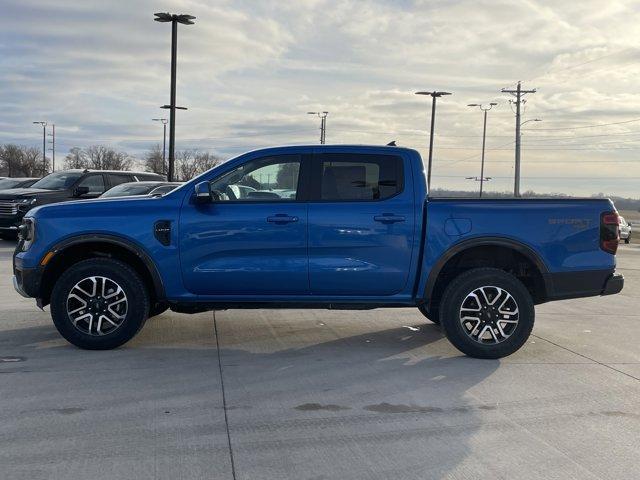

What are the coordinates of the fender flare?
(424, 236, 550, 307)
(45, 233, 166, 300)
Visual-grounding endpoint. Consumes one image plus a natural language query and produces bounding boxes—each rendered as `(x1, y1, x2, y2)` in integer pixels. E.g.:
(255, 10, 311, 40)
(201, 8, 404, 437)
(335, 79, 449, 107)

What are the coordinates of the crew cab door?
(308, 152, 415, 295)
(179, 154, 310, 296)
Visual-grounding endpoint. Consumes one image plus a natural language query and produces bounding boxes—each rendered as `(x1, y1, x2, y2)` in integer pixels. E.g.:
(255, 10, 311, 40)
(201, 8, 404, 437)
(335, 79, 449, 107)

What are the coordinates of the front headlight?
(18, 198, 37, 212)
(17, 218, 35, 251)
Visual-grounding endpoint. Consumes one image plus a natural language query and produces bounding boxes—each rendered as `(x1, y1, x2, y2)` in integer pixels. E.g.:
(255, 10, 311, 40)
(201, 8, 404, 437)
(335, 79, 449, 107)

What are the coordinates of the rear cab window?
(314, 153, 404, 201)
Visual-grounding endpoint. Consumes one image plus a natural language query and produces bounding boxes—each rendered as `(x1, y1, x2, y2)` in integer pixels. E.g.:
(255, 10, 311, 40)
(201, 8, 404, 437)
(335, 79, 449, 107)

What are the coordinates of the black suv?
(0, 169, 164, 239)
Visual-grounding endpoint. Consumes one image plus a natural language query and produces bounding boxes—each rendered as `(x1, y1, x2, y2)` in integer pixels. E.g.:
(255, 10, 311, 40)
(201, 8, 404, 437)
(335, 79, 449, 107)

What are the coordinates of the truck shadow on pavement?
(0, 317, 499, 480)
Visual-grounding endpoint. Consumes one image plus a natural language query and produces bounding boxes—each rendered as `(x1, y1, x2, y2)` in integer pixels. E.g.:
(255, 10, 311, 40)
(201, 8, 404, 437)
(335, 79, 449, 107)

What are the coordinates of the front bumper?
(12, 263, 43, 299)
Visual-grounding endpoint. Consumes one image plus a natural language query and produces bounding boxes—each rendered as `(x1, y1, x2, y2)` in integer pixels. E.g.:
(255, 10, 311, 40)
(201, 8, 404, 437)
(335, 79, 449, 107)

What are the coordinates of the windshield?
(31, 172, 83, 191)
(0, 178, 24, 190)
(101, 183, 153, 198)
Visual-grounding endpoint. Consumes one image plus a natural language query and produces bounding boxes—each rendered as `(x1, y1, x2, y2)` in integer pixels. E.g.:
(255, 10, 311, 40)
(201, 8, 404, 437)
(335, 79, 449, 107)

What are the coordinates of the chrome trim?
(13, 276, 29, 298)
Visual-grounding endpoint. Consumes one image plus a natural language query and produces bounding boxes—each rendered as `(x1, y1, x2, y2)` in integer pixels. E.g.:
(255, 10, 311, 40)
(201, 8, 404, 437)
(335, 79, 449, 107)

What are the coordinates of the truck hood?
(28, 194, 159, 219)
(0, 188, 57, 200)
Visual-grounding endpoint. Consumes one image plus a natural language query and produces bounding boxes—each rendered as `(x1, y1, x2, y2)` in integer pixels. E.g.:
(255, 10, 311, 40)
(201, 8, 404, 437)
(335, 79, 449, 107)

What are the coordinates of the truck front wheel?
(439, 268, 534, 359)
(50, 258, 150, 350)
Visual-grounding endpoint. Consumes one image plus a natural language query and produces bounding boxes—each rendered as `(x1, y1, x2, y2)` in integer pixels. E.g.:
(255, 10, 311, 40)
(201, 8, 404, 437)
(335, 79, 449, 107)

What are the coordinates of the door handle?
(374, 214, 405, 224)
(267, 214, 299, 224)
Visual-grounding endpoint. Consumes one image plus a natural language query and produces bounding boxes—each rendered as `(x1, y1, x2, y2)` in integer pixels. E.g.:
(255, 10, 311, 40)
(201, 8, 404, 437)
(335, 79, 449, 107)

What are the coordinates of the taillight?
(600, 211, 620, 254)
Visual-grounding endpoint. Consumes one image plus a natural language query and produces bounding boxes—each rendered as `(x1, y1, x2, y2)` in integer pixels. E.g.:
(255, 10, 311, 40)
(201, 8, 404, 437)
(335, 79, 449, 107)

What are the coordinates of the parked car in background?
(0, 169, 164, 239)
(0, 177, 39, 190)
(13, 145, 624, 359)
(619, 216, 632, 243)
(100, 181, 182, 198)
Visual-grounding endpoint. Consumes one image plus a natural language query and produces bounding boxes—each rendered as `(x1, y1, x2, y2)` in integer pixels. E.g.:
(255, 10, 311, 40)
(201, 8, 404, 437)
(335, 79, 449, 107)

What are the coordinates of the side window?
(318, 154, 403, 201)
(107, 174, 133, 187)
(210, 155, 301, 201)
(77, 174, 106, 194)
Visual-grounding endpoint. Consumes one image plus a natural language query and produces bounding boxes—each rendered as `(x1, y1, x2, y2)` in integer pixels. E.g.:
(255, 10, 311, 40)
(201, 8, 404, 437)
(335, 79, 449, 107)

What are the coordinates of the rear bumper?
(544, 269, 624, 301)
(602, 273, 624, 296)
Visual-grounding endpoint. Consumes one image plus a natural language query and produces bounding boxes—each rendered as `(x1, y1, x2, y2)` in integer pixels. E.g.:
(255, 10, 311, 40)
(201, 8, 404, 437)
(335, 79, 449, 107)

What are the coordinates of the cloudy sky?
(2, 0, 640, 197)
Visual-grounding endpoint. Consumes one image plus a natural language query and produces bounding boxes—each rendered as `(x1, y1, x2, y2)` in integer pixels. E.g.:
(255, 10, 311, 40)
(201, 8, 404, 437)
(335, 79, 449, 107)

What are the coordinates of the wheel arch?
(424, 237, 550, 311)
(39, 234, 165, 307)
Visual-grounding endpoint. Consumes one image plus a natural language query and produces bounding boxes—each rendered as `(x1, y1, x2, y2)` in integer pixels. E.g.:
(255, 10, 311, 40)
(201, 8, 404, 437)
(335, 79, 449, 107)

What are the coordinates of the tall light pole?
(154, 12, 195, 182)
(517, 118, 542, 196)
(32, 121, 47, 174)
(467, 102, 497, 197)
(152, 118, 168, 174)
(48, 124, 55, 172)
(307, 111, 328, 144)
(415, 91, 452, 190)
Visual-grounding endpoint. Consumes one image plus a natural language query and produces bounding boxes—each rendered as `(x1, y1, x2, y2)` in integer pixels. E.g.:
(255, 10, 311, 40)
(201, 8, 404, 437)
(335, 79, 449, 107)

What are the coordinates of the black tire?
(439, 267, 535, 359)
(624, 237, 630, 244)
(50, 258, 150, 350)
(417, 304, 440, 324)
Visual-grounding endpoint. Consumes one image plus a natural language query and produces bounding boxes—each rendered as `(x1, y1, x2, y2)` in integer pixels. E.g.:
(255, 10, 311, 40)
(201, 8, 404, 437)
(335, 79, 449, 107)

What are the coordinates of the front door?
(179, 154, 309, 296)
(308, 152, 415, 296)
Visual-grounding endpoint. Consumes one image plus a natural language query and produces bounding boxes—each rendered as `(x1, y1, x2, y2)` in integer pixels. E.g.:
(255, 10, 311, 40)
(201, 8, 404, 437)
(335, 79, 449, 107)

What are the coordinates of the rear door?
(307, 152, 415, 295)
(106, 173, 135, 189)
(179, 154, 310, 296)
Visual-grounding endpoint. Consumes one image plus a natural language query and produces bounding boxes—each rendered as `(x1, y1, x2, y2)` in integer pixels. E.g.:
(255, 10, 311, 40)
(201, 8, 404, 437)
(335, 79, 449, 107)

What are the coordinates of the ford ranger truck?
(12, 145, 624, 358)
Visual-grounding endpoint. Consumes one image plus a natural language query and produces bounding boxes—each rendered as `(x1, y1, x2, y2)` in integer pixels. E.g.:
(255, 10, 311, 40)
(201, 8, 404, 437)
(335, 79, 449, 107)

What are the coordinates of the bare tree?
(64, 145, 133, 171)
(65, 147, 86, 169)
(175, 150, 196, 181)
(0, 144, 50, 177)
(175, 149, 222, 181)
(144, 144, 165, 175)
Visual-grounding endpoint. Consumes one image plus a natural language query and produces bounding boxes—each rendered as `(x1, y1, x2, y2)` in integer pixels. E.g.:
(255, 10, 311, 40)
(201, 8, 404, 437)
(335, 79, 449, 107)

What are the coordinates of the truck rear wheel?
(417, 304, 440, 324)
(50, 258, 150, 350)
(439, 268, 534, 359)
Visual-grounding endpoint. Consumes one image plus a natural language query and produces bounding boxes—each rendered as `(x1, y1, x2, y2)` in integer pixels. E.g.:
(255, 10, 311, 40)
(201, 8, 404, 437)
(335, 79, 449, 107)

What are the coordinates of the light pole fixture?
(154, 12, 195, 182)
(32, 121, 47, 174)
(467, 102, 497, 197)
(152, 118, 168, 175)
(307, 111, 329, 144)
(415, 91, 452, 191)
(516, 118, 542, 196)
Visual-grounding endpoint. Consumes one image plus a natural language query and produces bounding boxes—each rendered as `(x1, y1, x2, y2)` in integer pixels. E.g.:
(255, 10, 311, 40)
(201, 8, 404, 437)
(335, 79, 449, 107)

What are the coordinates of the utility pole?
(32, 121, 47, 174)
(501, 82, 536, 197)
(415, 91, 452, 191)
(48, 124, 55, 172)
(467, 103, 497, 197)
(154, 12, 195, 182)
(152, 118, 168, 174)
(307, 111, 328, 144)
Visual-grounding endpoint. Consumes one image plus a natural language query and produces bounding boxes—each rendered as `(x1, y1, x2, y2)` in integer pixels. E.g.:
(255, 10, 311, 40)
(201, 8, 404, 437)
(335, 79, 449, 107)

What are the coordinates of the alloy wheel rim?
(459, 285, 519, 344)
(66, 276, 128, 336)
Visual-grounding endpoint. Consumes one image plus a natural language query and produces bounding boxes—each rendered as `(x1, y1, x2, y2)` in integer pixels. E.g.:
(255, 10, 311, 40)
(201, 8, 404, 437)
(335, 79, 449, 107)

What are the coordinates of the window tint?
(318, 154, 403, 201)
(31, 171, 83, 190)
(108, 173, 133, 187)
(77, 174, 105, 194)
(210, 155, 301, 201)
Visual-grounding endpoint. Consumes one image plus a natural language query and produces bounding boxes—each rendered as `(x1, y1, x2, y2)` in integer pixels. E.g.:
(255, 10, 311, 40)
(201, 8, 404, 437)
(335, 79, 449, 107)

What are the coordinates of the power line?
(523, 117, 640, 131)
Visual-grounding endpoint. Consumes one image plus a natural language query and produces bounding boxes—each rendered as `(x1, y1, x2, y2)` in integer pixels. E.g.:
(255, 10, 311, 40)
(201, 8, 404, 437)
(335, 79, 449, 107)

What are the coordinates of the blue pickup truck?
(12, 145, 623, 358)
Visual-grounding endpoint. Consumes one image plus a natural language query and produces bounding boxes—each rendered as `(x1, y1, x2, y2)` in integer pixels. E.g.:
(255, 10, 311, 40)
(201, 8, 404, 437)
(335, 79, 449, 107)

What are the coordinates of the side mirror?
(194, 181, 212, 203)
(73, 186, 90, 197)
